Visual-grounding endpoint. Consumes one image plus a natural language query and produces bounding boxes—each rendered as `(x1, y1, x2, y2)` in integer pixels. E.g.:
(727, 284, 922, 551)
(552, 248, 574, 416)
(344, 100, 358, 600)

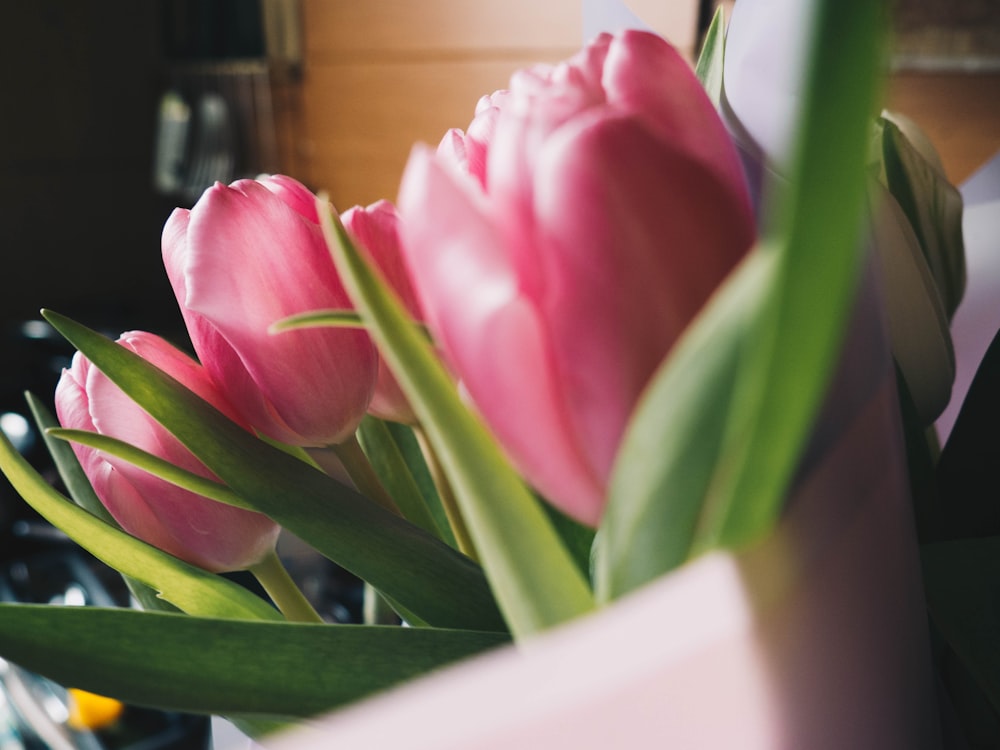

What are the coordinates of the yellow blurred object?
(67, 688, 125, 731)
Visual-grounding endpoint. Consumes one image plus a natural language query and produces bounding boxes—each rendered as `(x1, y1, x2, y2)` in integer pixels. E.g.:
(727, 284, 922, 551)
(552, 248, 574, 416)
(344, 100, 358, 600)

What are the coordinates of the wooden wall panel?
(295, 1, 701, 207)
(303, 0, 581, 56)
(300, 56, 570, 207)
(886, 72, 1000, 185)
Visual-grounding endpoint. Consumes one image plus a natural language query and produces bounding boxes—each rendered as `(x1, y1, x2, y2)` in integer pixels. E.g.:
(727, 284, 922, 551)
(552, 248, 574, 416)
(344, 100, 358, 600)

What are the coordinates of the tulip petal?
(531, 112, 755, 484)
(602, 30, 751, 203)
(173, 180, 377, 445)
(343, 200, 421, 423)
(399, 148, 604, 523)
(259, 174, 322, 224)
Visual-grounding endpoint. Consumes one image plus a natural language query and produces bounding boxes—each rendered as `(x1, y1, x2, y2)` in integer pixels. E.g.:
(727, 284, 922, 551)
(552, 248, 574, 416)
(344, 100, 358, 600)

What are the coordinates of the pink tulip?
(55, 331, 280, 573)
(163, 176, 378, 446)
(341, 200, 423, 424)
(398, 30, 756, 526)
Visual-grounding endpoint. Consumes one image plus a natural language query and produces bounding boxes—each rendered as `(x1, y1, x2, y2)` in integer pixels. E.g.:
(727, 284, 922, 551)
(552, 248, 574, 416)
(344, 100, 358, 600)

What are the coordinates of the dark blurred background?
(0, 0, 301, 555)
(1, 3, 174, 329)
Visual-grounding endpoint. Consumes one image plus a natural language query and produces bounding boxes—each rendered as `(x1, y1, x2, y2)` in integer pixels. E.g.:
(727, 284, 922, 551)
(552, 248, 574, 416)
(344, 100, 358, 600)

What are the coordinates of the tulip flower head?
(55, 332, 280, 573)
(341, 199, 424, 424)
(398, 30, 756, 525)
(163, 176, 378, 447)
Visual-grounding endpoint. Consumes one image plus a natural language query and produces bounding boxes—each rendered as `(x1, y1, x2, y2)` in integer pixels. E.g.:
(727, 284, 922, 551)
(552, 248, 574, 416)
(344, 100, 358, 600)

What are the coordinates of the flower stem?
(413, 425, 479, 562)
(249, 551, 324, 623)
(331, 434, 402, 515)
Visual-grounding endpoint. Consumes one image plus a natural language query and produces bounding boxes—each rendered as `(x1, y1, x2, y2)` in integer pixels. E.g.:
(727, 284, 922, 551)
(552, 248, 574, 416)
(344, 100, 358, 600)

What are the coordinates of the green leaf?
(39, 310, 505, 633)
(0, 429, 280, 621)
(0, 604, 507, 718)
(386, 421, 457, 547)
(879, 117, 966, 318)
(270, 308, 365, 331)
(701, 0, 887, 549)
(596, 251, 773, 599)
(320, 204, 595, 638)
(25, 392, 113, 524)
(922, 536, 1000, 718)
(48, 428, 253, 510)
(356, 416, 449, 540)
(271, 308, 432, 340)
(537, 493, 597, 582)
(695, 5, 726, 105)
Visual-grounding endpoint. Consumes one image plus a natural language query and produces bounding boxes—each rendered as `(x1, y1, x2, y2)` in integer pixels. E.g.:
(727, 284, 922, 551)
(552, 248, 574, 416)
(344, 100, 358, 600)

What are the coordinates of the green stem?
(413, 425, 479, 562)
(331, 434, 402, 515)
(249, 551, 324, 623)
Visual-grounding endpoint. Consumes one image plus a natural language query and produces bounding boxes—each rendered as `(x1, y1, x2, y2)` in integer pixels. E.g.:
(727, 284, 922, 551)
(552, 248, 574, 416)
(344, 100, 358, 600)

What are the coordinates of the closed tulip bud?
(398, 30, 756, 526)
(55, 331, 280, 573)
(163, 176, 378, 447)
(341, 199, 423, 424)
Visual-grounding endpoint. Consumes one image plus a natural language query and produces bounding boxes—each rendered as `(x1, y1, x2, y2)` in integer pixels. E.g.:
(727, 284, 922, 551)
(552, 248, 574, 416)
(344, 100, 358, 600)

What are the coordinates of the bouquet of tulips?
(0, 0, 991, 746)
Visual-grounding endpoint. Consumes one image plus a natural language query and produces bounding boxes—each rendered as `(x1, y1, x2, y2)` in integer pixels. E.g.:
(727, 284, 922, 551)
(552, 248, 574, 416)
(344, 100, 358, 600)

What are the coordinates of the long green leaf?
(701, 0, 887, 548)
(0, 429, 280, 621)
(356, 417, 448, 540)
(40, 310, 505, 633)
(0, 604, 507, 718)
(385, 421, 457, 547)
(270, 308, 365, 330)
(25, 392, 114, 524)
(272, 308, 432, 340)
(320, 204, 595, 638)
(695, 5, 725, 105)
